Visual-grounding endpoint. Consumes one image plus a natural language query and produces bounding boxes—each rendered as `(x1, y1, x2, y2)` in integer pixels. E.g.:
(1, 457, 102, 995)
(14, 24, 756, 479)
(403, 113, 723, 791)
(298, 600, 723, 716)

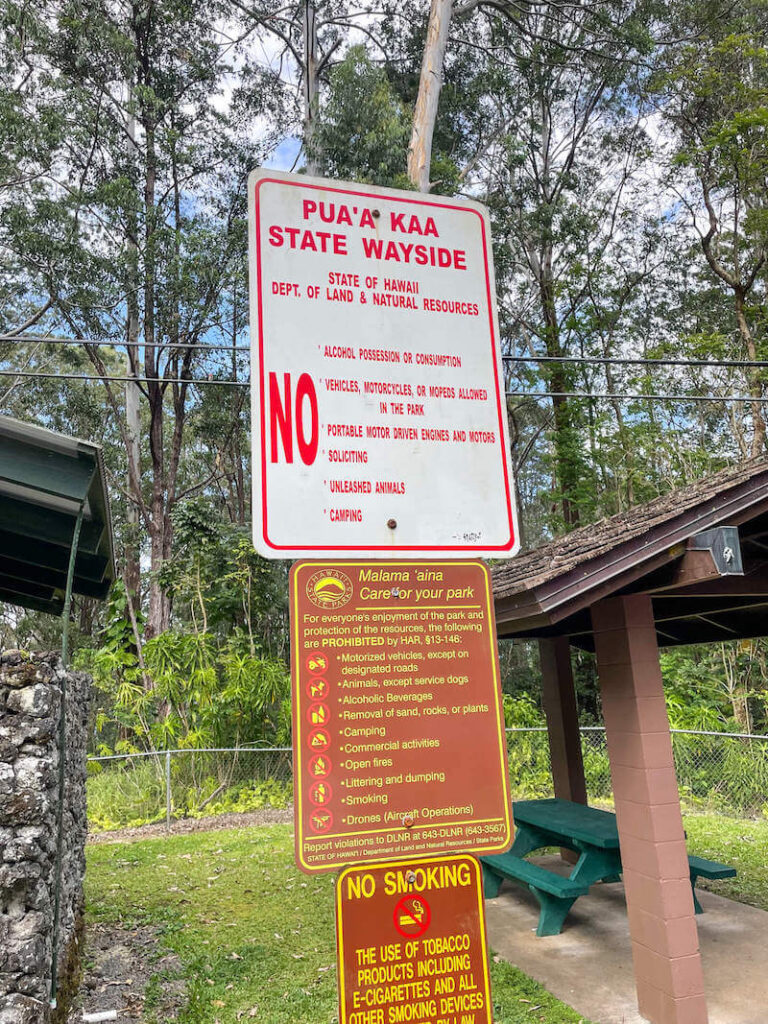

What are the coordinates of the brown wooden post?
(539, 637, 587, 806)
(591, 594, 708, 1024)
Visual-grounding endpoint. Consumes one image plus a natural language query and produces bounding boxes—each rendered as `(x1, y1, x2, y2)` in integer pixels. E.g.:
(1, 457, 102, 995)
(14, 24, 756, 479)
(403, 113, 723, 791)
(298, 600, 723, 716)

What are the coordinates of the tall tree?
(0, 0, 278, 636)
(658, 0, 768, 456)
(453, 0, 657, 528)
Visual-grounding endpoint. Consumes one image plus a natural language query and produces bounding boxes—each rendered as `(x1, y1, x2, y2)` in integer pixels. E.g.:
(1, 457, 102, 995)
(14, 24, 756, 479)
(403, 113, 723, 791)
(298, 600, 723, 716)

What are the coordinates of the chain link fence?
(86, 747, 293, 832)
(86, 728, 768, 833)
(505, 727, 768, 817)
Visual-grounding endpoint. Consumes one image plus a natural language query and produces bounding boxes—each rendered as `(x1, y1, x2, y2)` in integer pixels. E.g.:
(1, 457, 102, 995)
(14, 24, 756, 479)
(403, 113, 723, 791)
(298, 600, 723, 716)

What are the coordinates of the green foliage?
(189, 779, 292, 819)
(312, 46, 411, 187)
(91, 628, 290, 753)
(76, 512, 292, 755)
(87, 741, 294, 832)
(503, 691, 544, 728)
(673, 734, 768, 817)
(582, 743, 613, 800)
(504, 696, 552, 799)
(87, 757, 168, 832)
(79, 586, 291, 756)
(158, 503, 289, 656)
(661, 648, 731, 730)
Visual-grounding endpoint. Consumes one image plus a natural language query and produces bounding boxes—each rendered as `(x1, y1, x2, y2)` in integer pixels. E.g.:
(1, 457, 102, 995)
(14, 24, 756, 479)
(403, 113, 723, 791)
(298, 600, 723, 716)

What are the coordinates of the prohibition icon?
(306, 677, 329, 700)
(308, 728, 331, 752)
(309, 780, 333, 806)
(306, 652, 330, 675)
(307, 702, 331, 726)
(393, 895, 431, 938)
(308, 754, 332, 778)
(309, 809, 334, 834)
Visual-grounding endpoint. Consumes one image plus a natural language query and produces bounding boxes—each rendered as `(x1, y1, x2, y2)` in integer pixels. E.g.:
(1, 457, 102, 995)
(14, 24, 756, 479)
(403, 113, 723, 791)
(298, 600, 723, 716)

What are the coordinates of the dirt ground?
(87, 806, 293, 844)
(67, 922, 185, 1022)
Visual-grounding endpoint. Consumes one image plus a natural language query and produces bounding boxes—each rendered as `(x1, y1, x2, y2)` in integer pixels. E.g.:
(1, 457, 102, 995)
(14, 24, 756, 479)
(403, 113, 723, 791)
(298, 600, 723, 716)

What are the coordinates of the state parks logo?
(306, 568, 354, 610)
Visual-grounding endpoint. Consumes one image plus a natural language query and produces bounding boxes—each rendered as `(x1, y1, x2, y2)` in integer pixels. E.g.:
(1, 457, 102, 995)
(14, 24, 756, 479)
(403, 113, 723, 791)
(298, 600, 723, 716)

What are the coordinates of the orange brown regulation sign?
(290, 560, 513, 873)
(335, 855, 493, 1024)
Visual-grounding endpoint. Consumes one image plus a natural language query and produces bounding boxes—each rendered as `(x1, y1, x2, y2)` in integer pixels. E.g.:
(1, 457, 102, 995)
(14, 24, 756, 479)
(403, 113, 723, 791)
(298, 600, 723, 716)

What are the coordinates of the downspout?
(50, 502, 84, 1009)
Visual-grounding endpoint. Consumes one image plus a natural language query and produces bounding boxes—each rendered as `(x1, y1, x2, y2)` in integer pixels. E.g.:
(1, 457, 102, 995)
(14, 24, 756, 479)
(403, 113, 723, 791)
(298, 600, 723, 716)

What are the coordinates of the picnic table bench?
(481, 798, 736, 935)
(481, 854, 591, 936)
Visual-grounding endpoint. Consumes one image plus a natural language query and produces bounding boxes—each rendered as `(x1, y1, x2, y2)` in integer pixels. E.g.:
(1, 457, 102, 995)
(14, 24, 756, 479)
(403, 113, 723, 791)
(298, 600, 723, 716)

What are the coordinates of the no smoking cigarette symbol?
(393, 895, 431, 938)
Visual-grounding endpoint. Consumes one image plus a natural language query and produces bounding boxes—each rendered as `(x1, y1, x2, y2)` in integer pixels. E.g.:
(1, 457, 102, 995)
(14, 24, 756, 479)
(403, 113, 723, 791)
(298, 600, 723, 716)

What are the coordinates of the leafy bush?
(672, 733, 768, 817)
(87, 757, 167, 832)
(582, 741, 612, 799)
(188, 779, 292, 818)
(87, 749, 294, 832)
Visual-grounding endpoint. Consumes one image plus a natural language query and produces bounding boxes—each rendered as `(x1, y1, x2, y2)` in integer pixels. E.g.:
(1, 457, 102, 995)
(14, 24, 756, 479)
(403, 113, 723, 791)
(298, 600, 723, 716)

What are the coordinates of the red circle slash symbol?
(308, 754, 332, 778)
(306, 652, 330, 675)
(308, 728, 331, 753)
(309, 809, 334, 834)
(306, 677, 329, 701)
(393, 896, 431, 938)
(306, 702, 331, 726)
(309, 780, 333, 806)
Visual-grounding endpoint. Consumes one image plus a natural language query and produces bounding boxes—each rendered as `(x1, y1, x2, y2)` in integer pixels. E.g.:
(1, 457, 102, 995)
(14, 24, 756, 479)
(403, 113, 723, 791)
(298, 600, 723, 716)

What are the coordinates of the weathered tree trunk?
(408, 0, 453, 192)
(735, 290, 766, 457)
(303, 0, 320, 173)
(722, 644, 751, 733)
(124, 96, 142, 607)
(540, 252, 581, 528)
(700, 179, 767, 457)
(138, 8, 171, 639)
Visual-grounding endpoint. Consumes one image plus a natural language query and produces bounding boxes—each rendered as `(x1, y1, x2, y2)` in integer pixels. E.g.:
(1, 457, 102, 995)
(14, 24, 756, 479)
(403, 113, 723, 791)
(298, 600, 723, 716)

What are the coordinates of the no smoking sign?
(336, 855, 492, 1024)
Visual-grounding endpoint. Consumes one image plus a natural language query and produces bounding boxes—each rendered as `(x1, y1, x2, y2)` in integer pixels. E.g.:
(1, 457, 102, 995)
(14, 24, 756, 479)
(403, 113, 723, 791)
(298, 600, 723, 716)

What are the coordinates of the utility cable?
(506, 390, 768, 403)
(5, 335, 768, 372)
(1, 366, 767, 403)
(503, 354, 768, 370)
(0, 333, 250, 353)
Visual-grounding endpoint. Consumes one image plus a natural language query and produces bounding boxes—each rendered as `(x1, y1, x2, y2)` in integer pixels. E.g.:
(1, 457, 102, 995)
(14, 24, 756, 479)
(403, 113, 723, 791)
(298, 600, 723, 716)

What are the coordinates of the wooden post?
(591, 594, 708, 1024)
(538, 637, 587, 805)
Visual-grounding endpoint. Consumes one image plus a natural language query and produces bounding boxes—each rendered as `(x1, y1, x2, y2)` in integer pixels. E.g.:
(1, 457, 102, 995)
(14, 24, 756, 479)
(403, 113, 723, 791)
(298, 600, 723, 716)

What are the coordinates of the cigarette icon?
(399, 900, 426, 927)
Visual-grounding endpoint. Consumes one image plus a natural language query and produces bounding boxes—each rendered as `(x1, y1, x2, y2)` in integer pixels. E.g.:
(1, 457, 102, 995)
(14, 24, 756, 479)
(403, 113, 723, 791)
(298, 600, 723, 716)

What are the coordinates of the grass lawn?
(683, 812, 768, 910)
(84, 824, 592, 1024)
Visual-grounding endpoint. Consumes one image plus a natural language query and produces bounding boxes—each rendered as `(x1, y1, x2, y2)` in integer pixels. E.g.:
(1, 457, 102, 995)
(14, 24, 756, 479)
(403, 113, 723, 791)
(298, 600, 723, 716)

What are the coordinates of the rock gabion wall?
(0, 651, 90, 1024)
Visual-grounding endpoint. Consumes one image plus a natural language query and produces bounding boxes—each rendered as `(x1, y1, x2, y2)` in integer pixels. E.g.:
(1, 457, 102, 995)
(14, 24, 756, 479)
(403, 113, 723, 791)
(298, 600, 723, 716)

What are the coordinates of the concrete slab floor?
(485, 856, 768, 1024)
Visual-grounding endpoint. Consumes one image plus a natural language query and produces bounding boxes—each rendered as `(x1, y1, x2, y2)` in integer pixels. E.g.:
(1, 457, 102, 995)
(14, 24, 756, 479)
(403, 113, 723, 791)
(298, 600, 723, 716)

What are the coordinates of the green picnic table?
(481, 798, 736, 936)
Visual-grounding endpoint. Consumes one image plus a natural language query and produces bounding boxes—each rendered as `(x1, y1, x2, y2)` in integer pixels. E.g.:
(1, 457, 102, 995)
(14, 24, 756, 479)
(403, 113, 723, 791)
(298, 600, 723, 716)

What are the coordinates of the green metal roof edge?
(0, 415, 115, 602)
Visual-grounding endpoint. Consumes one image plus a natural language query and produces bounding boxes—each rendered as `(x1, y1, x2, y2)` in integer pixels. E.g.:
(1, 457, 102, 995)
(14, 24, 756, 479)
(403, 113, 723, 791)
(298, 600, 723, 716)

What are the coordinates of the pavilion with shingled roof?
(491, 456, 768, 1024)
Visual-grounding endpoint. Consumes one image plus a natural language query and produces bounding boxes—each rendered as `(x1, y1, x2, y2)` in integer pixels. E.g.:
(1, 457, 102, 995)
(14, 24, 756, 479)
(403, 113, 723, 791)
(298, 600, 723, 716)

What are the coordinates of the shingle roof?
(493, 456, 768, 602)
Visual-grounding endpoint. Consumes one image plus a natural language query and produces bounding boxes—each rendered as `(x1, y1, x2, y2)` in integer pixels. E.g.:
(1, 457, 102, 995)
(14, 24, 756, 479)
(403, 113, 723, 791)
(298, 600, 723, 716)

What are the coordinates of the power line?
(3, 335, 768, 371)
(0, 333, 250, 353)
(505, 389, 768, 401)
(504, 354, 768, 370)
(0, 369, 249, 386)
(0, 367, 766, 403)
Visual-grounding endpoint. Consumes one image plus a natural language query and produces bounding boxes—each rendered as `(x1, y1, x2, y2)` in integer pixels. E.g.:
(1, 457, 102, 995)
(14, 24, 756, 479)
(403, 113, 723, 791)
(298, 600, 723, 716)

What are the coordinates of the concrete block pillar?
(591, 595, 708, 1024)
(539, 637, 588, 806)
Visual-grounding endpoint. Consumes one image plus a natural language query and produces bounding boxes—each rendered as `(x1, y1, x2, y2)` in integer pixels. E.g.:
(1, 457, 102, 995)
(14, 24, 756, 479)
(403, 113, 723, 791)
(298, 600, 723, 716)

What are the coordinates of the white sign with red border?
(248, 168, 519, 558)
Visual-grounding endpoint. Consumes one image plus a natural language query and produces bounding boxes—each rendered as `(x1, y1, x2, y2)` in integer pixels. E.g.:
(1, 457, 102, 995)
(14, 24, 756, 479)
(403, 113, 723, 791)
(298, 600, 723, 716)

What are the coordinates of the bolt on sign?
(247, 168, 519, 559)
(336, 855, 493, 1024)
(291, 559, 512, 873)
